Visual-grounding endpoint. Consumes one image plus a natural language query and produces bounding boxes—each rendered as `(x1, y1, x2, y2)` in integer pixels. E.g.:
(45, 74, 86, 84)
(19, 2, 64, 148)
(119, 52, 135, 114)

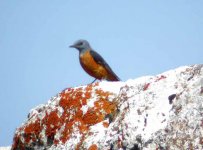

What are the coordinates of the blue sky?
(0, 0, 202, 146)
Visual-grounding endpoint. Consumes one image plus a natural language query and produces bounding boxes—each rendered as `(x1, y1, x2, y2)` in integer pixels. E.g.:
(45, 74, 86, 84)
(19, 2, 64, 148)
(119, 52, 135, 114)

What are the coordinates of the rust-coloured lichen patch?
(12, 83, 117, 150)
(42, 109, 61, 137)
(103, 121, 109, 128)
(88, 144, 98, 150)
(23, 118, 42, 143)
(58, 83, 116, 145)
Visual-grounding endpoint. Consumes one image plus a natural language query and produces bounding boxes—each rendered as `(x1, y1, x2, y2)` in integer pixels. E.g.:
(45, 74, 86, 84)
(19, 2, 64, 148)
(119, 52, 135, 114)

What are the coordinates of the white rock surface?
(12, 65, 203, 150)
(0, 147, 11, 150)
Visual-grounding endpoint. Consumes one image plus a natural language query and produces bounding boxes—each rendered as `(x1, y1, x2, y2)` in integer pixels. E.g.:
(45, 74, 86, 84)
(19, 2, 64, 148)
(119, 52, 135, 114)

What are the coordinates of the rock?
(0, 147, 11, 150)
(11, 65, 203, 150)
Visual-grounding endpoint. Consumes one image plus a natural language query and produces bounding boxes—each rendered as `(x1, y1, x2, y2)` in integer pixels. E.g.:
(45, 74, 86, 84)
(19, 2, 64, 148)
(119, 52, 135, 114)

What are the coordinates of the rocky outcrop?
(0, 147, 11, 150)
(12, 65, 203, 150)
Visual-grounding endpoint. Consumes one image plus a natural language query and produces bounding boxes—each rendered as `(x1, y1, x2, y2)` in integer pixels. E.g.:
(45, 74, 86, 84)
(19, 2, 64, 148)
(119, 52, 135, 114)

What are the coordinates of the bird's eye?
(78, 42, 83, 46)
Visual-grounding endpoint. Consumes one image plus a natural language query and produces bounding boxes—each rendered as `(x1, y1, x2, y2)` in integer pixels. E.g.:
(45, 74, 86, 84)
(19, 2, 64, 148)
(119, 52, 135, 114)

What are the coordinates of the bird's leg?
(91, 78, 97, 84)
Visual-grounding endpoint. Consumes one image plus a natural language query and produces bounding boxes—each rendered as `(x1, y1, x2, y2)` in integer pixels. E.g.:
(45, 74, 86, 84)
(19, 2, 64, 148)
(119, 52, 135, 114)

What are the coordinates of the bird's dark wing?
(90, 50, 107, 65)
(90, 50, 120, 81)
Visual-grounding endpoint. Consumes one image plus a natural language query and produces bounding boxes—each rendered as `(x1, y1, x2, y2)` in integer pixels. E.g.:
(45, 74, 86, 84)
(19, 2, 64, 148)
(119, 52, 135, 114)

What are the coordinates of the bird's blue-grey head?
(69, 39, 91, 52)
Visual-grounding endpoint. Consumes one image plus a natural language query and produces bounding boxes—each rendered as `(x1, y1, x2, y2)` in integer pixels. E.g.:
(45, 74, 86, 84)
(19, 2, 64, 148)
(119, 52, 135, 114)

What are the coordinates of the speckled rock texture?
(12, 65, 203, 150)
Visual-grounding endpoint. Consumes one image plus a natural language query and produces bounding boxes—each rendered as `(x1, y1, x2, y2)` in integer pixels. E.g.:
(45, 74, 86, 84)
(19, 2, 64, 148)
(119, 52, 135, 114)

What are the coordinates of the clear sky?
(0, 0, 202, 146)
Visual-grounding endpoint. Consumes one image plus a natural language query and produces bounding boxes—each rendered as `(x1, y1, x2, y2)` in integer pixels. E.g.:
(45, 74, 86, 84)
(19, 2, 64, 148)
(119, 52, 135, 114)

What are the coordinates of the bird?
(70, 40, 120, 82)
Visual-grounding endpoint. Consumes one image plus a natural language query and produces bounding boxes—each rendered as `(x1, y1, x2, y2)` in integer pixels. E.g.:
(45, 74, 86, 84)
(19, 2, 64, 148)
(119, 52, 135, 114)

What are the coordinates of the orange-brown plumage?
(70, 40, 120, 81)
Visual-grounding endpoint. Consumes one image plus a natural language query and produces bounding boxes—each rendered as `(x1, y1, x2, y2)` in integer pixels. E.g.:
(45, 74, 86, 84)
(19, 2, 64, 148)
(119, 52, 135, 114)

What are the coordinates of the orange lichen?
(60, 122, 72, 143)
(12, 83, 118, 149)
(103, 121, 109, 128)
(76, 134, 86, 150)
(95, 99, 116, 114)
(12, 135, 24, 150)
(58, 84, 117, 148)
(42, 109, 61, 137)
(95, 89, 111, 98)
(11, 118, 42, 149)
(88, 144, 98, 150)
(23, 118, 42, 143)
(24, 118, 41, 134)
(83, 108, 103, 125)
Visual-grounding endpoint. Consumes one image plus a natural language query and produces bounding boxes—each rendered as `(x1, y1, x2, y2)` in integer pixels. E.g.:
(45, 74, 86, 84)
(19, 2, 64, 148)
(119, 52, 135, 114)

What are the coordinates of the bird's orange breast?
(79, 50, 108, 80)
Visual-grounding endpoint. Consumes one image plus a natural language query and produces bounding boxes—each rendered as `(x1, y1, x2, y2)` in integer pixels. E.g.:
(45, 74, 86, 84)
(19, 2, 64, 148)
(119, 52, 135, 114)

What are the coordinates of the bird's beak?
(69, 44, 75, 48)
